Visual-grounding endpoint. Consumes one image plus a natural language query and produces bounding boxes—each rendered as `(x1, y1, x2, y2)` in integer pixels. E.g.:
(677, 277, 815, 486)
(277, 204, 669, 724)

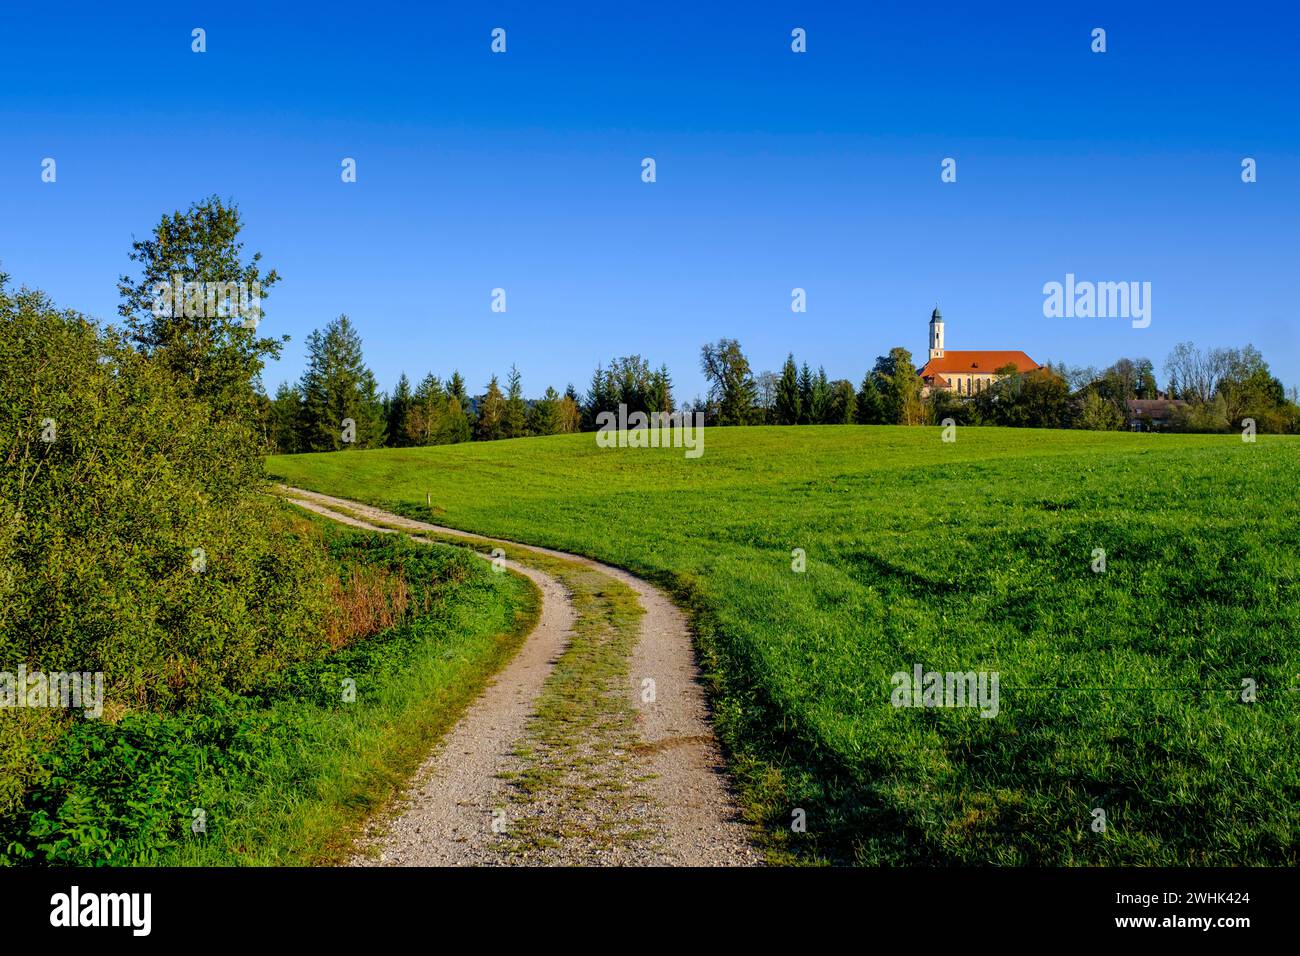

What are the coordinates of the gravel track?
(280, 486, 760, 866)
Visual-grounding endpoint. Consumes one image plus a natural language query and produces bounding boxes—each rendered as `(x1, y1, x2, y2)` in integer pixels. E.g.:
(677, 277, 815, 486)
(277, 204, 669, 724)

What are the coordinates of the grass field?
(269, 425, 1300, 865)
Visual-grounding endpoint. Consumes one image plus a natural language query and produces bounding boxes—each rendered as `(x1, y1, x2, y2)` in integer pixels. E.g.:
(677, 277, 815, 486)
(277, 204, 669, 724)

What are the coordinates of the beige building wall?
(943, 374, 997, 395)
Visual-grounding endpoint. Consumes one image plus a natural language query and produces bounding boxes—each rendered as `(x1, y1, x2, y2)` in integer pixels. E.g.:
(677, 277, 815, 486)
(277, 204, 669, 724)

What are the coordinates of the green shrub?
(0, 280, 333, 712)
(0, 527, 523, 866)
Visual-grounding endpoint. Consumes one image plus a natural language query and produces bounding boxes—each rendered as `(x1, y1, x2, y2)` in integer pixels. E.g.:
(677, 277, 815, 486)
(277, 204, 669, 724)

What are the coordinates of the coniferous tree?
(528, 386, 565, 435)
(647, 364, 675, 415)
(583, 356, 671, 427)
(797, 362, 815, 424)
(438, 395, 473, 444)
(296, 315, 385, 450)
(445, 371, 469, 408)
(386, 372, 414, 447)
(809, 366, 831, 424)
(444, 369, 470, 408)
(408, 373, 444, 444)
(267, 382, 302, 453)
(583, 363, 615, 430)
(855, 372, 885, 424)
(444, 371, 473, 439)
(503, 365, 529, 438)
(476, 376, 506, 441)
(775, 354, 801, 425)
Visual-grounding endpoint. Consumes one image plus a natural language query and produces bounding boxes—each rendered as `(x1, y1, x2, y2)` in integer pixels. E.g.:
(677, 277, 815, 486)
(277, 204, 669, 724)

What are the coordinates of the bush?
(0, 279, 333, 712)
(0, 528, 508, 866)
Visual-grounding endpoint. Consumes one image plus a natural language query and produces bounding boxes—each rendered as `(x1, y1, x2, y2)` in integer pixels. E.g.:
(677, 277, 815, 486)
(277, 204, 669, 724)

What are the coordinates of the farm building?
(1127, 398, 1189, 431)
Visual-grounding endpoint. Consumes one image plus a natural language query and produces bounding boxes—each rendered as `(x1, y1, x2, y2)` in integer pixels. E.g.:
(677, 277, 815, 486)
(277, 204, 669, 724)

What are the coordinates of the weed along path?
(278, 486, 760, 867)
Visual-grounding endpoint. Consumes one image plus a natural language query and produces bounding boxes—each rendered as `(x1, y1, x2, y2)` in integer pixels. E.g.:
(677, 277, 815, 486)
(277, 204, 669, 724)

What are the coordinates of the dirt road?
(281, 486, 760, 866)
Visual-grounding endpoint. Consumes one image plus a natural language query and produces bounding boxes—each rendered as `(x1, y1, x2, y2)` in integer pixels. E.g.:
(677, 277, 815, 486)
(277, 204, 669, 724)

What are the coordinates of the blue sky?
(2, 1, 1296, 401)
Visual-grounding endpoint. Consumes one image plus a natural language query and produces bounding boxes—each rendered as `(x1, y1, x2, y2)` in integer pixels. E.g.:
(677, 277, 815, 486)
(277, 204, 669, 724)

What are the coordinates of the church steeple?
(928, 306, 944, 359)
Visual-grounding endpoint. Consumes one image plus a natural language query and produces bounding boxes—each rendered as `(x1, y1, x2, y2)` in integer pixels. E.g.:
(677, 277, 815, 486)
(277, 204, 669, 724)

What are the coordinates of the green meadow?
(269, 425, 1300, 865)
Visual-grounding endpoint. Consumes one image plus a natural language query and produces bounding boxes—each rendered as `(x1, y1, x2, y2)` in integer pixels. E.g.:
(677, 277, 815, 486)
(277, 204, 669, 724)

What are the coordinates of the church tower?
(928, 306, 944, 359)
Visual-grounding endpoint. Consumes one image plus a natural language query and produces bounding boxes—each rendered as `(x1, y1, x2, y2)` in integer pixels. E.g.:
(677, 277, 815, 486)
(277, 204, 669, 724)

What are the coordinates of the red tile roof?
(918, 351, 1039, 378)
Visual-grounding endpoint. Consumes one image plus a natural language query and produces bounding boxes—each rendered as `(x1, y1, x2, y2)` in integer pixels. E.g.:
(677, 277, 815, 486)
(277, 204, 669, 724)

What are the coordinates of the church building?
(916, 308, 1039, 397)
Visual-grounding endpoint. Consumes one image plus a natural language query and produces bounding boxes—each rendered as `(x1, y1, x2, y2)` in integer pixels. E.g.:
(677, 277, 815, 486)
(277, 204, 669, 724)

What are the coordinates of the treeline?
(948, 344, 1299, 433)
(262, 329, 677, 452)
(692, 340, 933, 427)
(263, 326, 1300, 452)
(693, 338, 1299, 434)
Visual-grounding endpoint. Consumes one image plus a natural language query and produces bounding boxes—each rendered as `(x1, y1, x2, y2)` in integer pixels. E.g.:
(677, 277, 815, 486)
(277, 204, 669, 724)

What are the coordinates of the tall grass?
(324, 562, 412, 648)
